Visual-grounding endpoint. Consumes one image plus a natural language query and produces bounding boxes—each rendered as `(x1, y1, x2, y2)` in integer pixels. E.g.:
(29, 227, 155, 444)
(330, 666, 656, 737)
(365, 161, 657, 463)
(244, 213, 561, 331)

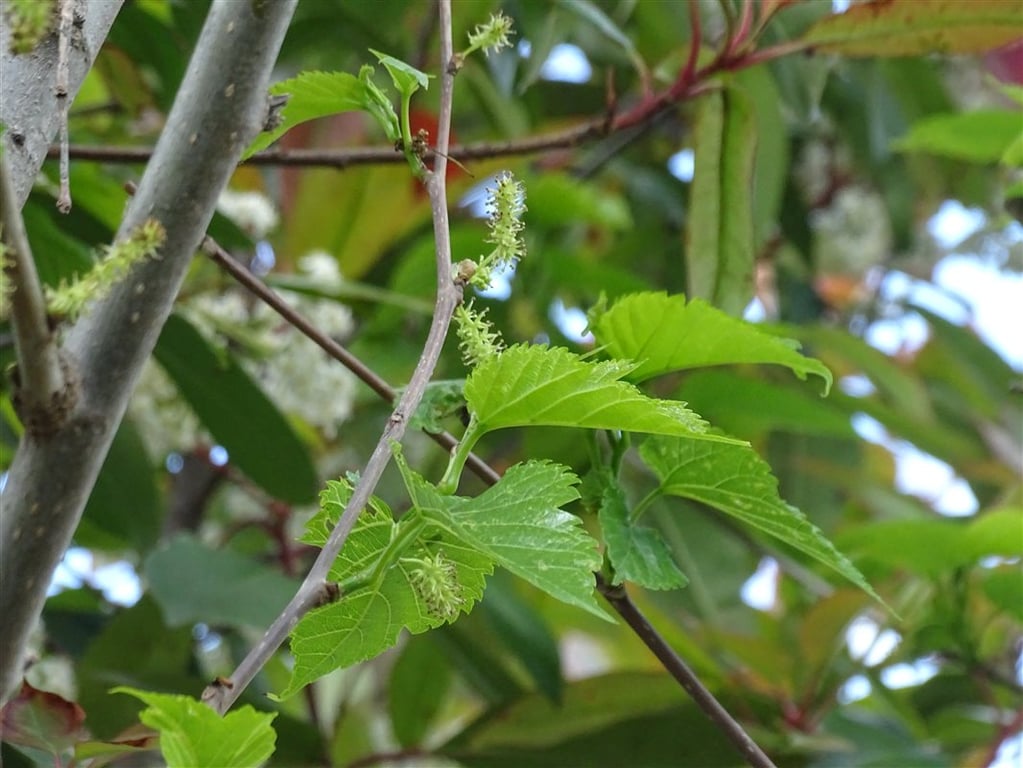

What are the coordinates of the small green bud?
(455, 301, 504, 368)
(404, 551, 464, 621)
(464, 12, 515, 59)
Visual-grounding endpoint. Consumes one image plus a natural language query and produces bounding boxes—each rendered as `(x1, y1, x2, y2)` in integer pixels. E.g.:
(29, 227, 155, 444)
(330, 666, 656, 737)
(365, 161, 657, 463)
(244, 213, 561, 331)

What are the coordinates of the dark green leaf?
(144, 534, 301, 628)
(388, 636, 452, 747)
(153, 313, 318, 503)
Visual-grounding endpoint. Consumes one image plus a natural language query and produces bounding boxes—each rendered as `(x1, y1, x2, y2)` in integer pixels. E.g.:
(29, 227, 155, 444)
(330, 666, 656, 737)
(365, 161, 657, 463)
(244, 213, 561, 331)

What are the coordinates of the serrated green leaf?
(589, 292, 832, 392)
(639, 435, 882, 604)
(397, 455, 613, 621)
(112, 688, 276, 768)
(244, 68, 399, 158)
(281, 482, 492, 698)
(893, 111, 1021, 164)
(598, 474, 687, 590)
(685, 85, 757, 316)
(464, 345, 741, 445)
(800, 0, 1023, 57)
(153, 314, 318, 504)
(369, 49, 431, 97)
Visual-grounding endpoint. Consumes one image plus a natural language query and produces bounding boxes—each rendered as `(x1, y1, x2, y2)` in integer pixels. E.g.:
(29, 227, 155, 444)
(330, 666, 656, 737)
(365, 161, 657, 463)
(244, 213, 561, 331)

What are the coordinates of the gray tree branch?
(0, 0, 298, 702)
(0, 0, 124, 206)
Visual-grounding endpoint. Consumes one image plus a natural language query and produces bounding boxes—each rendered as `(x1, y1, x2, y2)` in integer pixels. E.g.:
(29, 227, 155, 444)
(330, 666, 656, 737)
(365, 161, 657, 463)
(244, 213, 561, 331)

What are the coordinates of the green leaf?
(442, 671, 740, 767)
(397, 454, 612, 621)
(838, 509, 1022, 578)
(893, 111, 1022, 164)
(244, 68, 400, 158)
(525, 172, 632, 230)
(557, 0, 648, 84)
(685, 85, 757, 316)
(589, 292, 832, 392)
(597, 474, 687, 590)
(281, 482, 492, 698)
(153, 313, 318, 504)
(388, 636, 452, 747)
(369, 49, 431, 97)
(800, 0, 1023, 57)
(113, 688, 276, 768)
(479, 573, 563, 704)
(464, 344, 740, 444)
(144, 534, 301, 629)
(79, 418, 161, 552)
(640, 435, 882, 603)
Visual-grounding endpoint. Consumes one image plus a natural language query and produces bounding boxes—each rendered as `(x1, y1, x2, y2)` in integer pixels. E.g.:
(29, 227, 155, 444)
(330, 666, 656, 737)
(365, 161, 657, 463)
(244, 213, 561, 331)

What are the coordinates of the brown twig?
(596, 575, 778, 768)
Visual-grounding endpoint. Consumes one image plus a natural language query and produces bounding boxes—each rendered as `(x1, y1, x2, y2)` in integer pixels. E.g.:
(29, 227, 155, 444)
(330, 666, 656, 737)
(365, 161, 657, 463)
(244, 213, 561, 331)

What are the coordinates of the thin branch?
(201, 236, 496, 483)
(55, 0, 77, 213)
(204, 0, 464, 716)
(595, 575, 778, 768)
(0, 153, 70, 435)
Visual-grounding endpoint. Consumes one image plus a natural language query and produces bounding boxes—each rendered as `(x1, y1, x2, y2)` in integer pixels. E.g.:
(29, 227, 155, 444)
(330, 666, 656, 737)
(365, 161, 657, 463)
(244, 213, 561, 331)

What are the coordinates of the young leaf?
(244, 68, 400, 158)
(588, 292, 832, 392)
(281, 482, 492, 698)
(112, 688, 276, 768)
(464, 344, 741, 445)
(893, 110, 1022, 164)
(639, 435, 882, 603)
(0, 682, 86, 759)
(369, 49, 431, 97)
(800, 0, 1023, 57)
(397, 455, 613, 621)
(597, 475, 687, 590)
(685, 85, 757, 317)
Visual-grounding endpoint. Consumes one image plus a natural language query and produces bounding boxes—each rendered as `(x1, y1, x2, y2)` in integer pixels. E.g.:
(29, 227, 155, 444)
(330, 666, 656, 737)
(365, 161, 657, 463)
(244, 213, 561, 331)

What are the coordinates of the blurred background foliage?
(1, 0, 1020, 766)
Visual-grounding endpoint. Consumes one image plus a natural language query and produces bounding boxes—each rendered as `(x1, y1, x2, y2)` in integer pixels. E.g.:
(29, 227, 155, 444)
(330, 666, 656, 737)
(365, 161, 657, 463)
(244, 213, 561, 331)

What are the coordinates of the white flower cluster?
(129, 253, 358, 460)
(130, 359, 208, 461)
(810, 186, 893, 277)
(217, 188, 280, 239)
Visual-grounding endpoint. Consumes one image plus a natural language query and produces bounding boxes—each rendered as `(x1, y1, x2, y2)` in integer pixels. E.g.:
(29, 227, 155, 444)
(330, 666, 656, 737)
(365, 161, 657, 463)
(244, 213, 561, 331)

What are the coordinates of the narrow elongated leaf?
(244, 68, 399, 157)
(800, 0, 1023, 57)
(894, 111, 1021, 164)
(389, 637, 452, 747)
(598, 475, 687, 590)
(397, 455, 612, 621)
(282, 482, 492, 698)
(113, 688, 276, 768)
(145, 535, 301, 629)
(685, 86, 757, 316)
(589, 292, 832, 392)
(153, 314, 318, 503)
(464, 345, 740, 445)
(640, 435, 881, 603)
